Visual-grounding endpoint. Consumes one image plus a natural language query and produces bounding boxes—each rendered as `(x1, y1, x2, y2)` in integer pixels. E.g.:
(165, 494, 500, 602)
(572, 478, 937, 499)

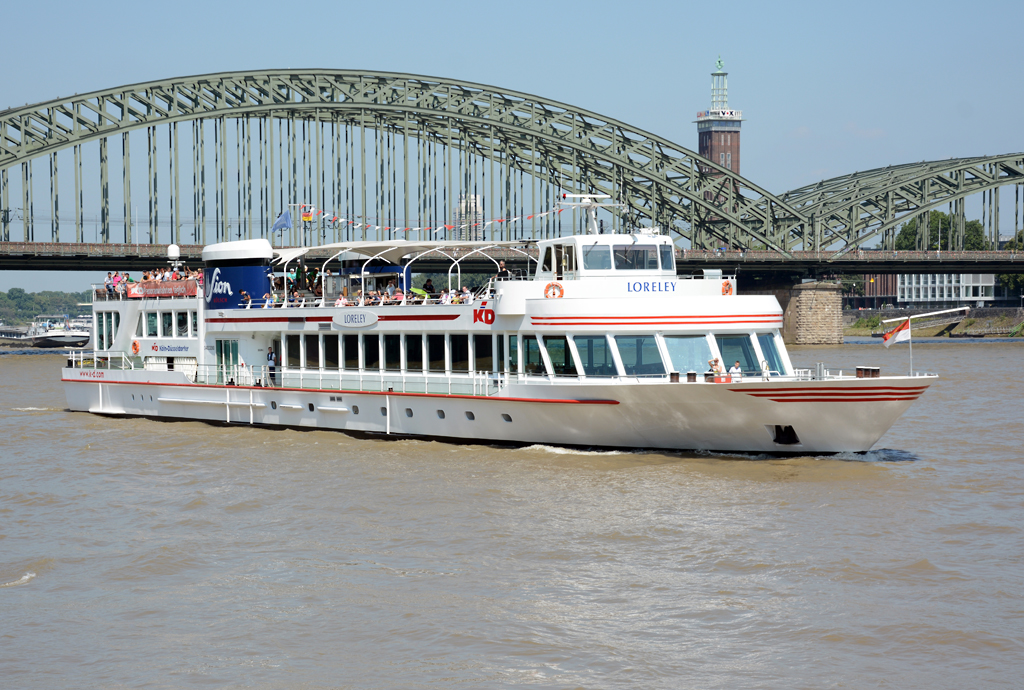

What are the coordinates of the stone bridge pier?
(746, 281, 844, 344)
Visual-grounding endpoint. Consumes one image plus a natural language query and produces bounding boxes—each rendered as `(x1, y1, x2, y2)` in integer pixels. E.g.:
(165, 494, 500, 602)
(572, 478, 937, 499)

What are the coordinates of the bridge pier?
(745, 279, 843, 344)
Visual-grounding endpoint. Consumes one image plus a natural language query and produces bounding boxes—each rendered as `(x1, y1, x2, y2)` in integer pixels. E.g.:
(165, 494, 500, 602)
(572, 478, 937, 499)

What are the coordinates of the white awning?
(272, 239, 533, 266)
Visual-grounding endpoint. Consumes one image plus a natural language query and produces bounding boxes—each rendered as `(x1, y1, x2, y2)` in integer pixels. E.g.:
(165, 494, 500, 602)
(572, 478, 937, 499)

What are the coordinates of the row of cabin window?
(133, 311, 199, 339)
(538, 244, 675, 273)
(280, 331, 786, 377)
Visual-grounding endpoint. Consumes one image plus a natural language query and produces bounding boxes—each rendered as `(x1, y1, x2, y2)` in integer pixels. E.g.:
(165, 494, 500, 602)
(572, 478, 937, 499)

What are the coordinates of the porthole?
(352, 405, 359, 414)
(308, 403, 315, 412)
(271, 401, 277, 410)
(149, 395, 153, 402)
(405, 408, 413, 418)
(437, 410, 445, 419)
(465, 411, 475, 421)
(380, 407, 388, 416)
(502, 413, 512, 422)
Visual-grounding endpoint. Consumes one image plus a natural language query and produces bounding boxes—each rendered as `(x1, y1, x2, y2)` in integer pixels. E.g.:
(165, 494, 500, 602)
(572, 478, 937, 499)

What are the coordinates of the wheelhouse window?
(757, 333, 785, 375)
(613, 245, 659, 270)
(146, 312, 158, 337)
(659, 245, 674, 271)
(614, 335, 665, 376)
(573, 335, 616, 376)
(582, 244, 611, 270)
(176, 312, 189, 337)
(663, 335, 713, 374)
(161, 312, 173, 338)
(522, 336, 546, 376)
(715, 334, 758, 374)
(540, 247, 553, 272)
(542, 336, 578, 377)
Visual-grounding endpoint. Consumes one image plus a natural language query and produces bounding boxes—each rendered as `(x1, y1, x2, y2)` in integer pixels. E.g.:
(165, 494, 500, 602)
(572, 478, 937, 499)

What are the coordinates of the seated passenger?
(439, 288, 452, 305)
(460, 286, 474, 305)
(262, 292, 274, 308)
(393, 289, 405, 303)
(334, 294, 348, 307)
(423, 279, 435, 297)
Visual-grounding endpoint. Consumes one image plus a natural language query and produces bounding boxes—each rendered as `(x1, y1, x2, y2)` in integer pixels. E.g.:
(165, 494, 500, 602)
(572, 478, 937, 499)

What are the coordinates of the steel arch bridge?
(0, 69, 1020, 256)
(771, 154, 1024, 253)
(0, 69, 801, 252)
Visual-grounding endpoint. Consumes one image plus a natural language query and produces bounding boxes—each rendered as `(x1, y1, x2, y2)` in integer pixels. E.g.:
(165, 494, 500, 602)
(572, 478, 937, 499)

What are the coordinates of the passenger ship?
(62, 213, 935, 453)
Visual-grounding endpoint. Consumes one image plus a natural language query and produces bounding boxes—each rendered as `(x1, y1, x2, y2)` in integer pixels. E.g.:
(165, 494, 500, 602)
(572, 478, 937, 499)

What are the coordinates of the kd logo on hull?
(473, 309, 495, 324)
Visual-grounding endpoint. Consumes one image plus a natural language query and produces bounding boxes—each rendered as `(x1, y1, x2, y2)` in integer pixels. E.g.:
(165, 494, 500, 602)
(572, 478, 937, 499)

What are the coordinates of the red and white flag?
(882, 318, 912, 348)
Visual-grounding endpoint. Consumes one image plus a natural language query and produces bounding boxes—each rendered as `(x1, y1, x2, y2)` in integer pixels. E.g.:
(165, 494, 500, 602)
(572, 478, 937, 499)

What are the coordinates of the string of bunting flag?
(273, 204, 566, 235)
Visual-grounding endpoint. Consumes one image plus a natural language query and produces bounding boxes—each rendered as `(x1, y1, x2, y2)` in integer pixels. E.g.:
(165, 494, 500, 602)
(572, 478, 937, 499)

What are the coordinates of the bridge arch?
(0, 69, 802, 251)
(768, 153, 1024, 253)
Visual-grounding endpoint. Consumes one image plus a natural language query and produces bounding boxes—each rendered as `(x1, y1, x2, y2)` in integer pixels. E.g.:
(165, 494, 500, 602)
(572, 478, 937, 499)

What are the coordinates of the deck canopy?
(273, 240, 534, 267)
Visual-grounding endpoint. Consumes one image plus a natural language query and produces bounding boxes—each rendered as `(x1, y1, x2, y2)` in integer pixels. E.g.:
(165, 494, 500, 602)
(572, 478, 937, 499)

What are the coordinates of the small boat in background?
(27, 315, 91, 348)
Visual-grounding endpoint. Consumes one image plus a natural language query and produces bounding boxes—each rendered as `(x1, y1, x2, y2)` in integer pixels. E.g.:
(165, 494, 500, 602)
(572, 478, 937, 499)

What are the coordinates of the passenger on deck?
(334, 294, 348, 307)
(708, 358, 724, 374)
(460, 286, 474, 305)
(386, 279, 396, 298)
(262, 292, 274, 308)
(440, 288, 451, 305)
(104, 273, 113, 295)
(240, 291, 252, 307)
(289, 290, 301, 306)
(495, 261, 510, 279)
(728, 361, 743, 380)
(423, 279, 435, 297)
(393, 288, 405, 304)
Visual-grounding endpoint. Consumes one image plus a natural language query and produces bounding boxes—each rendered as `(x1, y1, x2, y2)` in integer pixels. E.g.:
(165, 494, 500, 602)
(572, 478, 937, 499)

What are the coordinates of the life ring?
(721, 280, 733, 296)
(544, 282, 564, 299)
(131, 340, 140, 355)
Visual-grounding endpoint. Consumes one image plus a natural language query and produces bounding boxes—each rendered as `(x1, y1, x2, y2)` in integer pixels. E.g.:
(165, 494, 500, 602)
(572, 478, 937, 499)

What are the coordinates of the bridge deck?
(1, 242, 1022, 274)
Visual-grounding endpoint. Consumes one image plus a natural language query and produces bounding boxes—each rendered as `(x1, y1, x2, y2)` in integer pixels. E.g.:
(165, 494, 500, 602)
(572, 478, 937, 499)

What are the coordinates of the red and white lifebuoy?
(131, 340, 140, 355)
(721, 280, 733, 296)
(544, 282, 564, 299)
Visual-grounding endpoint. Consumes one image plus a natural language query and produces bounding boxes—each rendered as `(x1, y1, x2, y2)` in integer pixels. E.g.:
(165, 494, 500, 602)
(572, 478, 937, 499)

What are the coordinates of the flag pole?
(909, 321, 913, 376)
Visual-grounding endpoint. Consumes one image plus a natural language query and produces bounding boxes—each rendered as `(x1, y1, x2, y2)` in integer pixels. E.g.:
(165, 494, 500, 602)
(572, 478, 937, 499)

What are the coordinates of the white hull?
(62, 370, 932, 454)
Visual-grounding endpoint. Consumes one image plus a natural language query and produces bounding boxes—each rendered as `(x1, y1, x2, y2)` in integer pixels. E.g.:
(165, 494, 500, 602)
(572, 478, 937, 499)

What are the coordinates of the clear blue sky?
(2, 0, 1022, 291)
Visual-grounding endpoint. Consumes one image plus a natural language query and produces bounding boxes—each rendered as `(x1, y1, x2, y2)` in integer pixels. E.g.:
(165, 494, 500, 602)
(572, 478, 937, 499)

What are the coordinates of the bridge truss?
(0, 70, 1020, 257)
(0, 69, 800, 253)
(769, 154, 1024, 253)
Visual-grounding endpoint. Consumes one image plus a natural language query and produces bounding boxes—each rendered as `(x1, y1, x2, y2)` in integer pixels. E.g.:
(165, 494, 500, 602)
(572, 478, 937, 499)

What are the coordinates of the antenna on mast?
(558, 194, 624, 234)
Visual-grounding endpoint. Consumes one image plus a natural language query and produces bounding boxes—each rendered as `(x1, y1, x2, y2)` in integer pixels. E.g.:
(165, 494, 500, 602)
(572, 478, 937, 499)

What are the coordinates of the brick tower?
(696, 57, 742, 174)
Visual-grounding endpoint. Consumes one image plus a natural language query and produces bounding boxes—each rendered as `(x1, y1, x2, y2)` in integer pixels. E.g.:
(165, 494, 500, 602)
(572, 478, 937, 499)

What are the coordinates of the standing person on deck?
(266, 346, 277, 386)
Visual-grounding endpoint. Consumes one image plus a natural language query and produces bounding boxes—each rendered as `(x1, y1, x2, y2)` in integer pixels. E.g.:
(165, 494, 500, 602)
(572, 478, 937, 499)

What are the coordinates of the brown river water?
(1, 342, 1022, 688)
